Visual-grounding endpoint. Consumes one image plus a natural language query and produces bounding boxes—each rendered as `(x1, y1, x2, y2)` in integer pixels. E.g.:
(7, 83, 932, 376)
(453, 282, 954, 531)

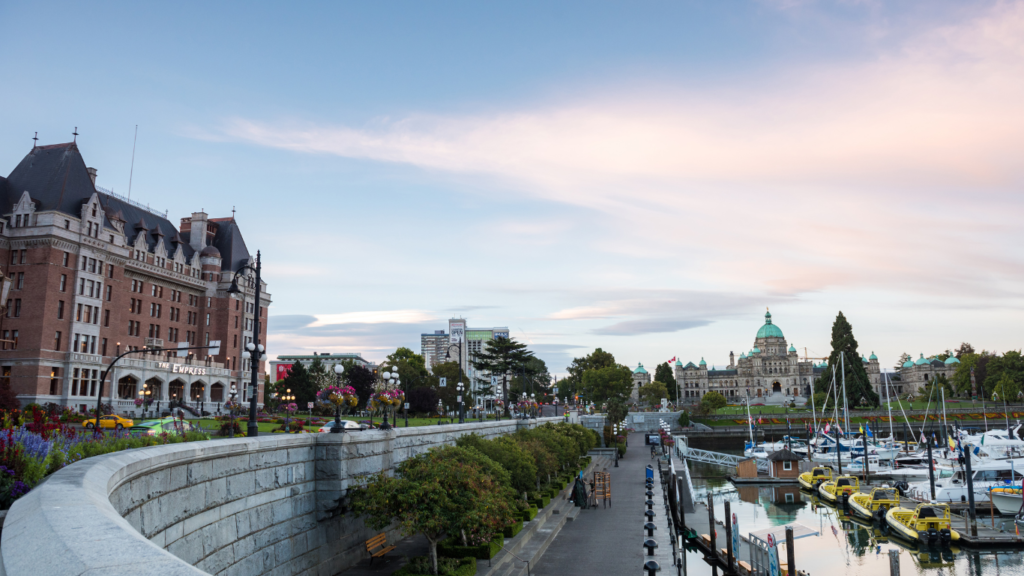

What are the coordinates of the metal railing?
(96, 185, 169, 219)
(677, 435, 769, 472)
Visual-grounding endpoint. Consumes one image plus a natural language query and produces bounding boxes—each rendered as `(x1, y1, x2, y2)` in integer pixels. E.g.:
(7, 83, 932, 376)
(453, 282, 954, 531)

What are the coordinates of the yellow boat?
(818, 475, 859, 504)
(884, 503, 960, 546)
(798, 466, 833, 491)
(849, 487, 899, 521)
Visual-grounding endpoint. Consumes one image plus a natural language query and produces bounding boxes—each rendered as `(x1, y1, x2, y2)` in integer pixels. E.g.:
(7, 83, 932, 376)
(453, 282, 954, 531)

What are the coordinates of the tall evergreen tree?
(813, 312, 879, 407)
(279, 361, 318, 407)
(653, 362, 676, 401)
(471, 336, 533, 417)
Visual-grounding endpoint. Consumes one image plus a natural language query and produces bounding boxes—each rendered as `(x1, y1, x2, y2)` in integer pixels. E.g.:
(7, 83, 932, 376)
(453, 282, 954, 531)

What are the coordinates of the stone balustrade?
(0, 417, 560, 576)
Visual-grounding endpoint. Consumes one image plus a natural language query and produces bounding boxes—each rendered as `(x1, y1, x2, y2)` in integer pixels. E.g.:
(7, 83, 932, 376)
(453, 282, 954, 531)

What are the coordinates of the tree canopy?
(428, 361, 471, 409)
(381, 347, 431, 391)
(699, 390, 728, 414)
(638, 381, 670, 407)
(580, 364, 632, 406)
(813, 312, 879, 407)
(341, 360, 376, 407)
(562, 348, 616, 401)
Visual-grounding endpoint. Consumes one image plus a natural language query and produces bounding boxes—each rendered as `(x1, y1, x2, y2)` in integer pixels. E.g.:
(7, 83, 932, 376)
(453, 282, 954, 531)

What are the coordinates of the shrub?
(677, 411, 690, 427)
(503, 519, 523, 538)
(438, 536, 503, 560)
(521, 504, 538, 521)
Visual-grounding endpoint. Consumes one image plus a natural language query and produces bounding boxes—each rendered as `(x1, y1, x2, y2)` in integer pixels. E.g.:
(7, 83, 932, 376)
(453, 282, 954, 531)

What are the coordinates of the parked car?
(128, 418, 195, 435)
(83, 415, 134, 430)
(317, 420, 363, 432)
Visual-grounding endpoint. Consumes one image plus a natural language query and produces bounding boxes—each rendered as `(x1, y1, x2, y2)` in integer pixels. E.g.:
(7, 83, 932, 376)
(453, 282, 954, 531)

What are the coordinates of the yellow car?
(83, 414, 134, 430)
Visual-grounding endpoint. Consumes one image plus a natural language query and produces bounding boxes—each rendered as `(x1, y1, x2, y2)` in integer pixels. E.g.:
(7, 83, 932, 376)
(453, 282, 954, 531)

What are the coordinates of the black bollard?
(724, 501, 734, 572)
(647, 499, 656, 510)
(645, 521, 658, 537)
(646, 509, 657, 521)
(644, 538, 658, 557)
(645, 560, 661, 576)
(786, 526, 796, 576)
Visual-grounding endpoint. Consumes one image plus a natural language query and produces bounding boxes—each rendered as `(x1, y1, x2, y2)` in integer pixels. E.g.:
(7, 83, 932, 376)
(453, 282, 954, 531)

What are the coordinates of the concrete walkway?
(532, 433, 668, 576)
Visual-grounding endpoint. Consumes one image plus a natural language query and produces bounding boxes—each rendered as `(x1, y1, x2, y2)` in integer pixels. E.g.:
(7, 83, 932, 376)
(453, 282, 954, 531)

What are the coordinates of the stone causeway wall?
(0, 417, 560, 576)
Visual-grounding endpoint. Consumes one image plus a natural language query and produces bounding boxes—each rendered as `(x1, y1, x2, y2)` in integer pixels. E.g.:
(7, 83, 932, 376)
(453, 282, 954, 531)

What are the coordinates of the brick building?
(0, 140, 271, 413)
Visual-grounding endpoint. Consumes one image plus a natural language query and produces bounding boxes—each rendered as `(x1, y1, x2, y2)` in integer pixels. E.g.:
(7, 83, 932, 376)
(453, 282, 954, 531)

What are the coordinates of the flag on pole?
(859, 424, 864, 434)
(920, 432, 927, 444)
(866, 424, 873, 438)
(948, 435, 957, 452)
(824, 423, 831, 434)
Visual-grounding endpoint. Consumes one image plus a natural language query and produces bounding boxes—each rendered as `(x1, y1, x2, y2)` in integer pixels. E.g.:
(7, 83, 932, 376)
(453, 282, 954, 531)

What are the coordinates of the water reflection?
(686, 459, 1024, 576)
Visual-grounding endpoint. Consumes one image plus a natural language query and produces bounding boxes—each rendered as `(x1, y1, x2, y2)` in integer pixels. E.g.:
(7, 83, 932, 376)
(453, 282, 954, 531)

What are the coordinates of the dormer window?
(91, 205, 97, 217)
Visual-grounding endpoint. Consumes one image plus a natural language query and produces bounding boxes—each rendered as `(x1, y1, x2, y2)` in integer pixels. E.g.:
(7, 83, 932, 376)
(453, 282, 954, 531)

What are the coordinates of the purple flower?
(10, 481, 28, 497)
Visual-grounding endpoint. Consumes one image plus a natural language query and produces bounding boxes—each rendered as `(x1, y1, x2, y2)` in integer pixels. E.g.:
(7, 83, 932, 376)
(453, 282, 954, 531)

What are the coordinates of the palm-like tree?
(471, 336, 533, 418)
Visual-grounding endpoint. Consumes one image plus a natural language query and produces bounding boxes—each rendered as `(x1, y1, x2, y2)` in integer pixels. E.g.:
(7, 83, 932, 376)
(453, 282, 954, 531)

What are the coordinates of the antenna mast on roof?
(232, 206, 236, 219)
(127, 125, 138, 202)
(73, 127, 78, 143)
(32, 132, 38, 149)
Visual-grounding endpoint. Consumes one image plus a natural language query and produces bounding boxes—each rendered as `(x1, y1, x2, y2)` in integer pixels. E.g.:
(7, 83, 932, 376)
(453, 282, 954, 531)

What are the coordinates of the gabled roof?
(4, 142, 197, 259)
(767, 448, 801, 461)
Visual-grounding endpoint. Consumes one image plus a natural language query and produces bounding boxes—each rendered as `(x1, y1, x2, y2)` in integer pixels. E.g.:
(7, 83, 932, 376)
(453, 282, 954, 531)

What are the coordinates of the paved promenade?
(533, 433, 675, 576)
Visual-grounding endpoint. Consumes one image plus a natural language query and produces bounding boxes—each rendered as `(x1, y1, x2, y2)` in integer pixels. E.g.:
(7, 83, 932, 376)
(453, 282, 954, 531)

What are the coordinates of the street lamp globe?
(334, 364, 344, 375)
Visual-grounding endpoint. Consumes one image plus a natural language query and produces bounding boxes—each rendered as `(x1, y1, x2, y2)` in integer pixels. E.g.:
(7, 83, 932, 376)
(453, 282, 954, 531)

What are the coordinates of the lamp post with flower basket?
(320, 366, 359, 433)
(371, 369, 404, 431)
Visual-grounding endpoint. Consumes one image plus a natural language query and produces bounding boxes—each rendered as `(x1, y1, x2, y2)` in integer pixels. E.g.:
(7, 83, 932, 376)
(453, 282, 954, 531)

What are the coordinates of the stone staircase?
(479, 456, 610, 576)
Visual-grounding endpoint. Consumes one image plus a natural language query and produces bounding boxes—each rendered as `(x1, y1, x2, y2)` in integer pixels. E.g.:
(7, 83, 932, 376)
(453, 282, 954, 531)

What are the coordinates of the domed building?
(887, 353, 958, 397)
(630, 362, 651, 402)
(674, 311, 834, 405)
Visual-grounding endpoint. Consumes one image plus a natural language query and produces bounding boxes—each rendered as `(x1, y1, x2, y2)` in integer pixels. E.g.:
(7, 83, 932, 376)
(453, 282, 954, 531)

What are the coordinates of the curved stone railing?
(1, 418, 560, 576)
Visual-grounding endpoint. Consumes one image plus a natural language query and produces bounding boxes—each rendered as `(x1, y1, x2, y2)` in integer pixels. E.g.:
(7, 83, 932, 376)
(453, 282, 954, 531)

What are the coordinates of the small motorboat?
(818, 475, 859, 505)
(885, 503, 960, 546)
(798, 466, 833, 491)
(849, 487, 899, 521)
(989, 486, 1023, 515)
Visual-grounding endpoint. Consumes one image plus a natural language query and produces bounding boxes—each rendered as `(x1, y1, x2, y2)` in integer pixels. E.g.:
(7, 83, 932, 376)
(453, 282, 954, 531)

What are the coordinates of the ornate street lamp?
(456, 381, 465, 424)
(226, 251, 266, 438)
(331, 364, 345, 433)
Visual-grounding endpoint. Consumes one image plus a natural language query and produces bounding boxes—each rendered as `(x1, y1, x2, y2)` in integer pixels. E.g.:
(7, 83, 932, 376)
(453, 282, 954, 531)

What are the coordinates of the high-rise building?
(0, 140, 271, 412)
(420, 330, 448, 369)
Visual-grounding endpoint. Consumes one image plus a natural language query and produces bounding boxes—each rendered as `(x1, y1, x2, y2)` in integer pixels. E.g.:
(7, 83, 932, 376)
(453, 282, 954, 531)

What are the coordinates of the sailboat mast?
(885, 372, 894, 442)
(841, 352, 850, 435)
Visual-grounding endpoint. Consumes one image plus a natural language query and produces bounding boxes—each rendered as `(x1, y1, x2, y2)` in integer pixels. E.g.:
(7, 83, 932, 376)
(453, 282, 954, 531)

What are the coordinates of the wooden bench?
(366, 533, 396, 564)
(738, 560, 753, 573)
(701, 534, 711, 547)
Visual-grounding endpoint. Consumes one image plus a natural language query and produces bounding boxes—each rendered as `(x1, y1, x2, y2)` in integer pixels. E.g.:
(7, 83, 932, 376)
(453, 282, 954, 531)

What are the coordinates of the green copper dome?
(752, 347, 761, 354)
(756, 310, 785, 339)
(633, 363, 648, 374)
(869, 351, 877, 360)
(788, 344, 796, 353)
(902, 354, 915, 368)
(699, 357, 707, 366)
(945, 355, 960, 365)
(915, 353, 930, 366)
(674, 359, 682, 366)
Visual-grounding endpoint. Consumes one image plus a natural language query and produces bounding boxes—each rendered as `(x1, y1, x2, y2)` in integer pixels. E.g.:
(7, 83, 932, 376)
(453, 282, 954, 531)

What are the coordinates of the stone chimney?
(188, 211, 208, 252)
(86, 167, 97, 185)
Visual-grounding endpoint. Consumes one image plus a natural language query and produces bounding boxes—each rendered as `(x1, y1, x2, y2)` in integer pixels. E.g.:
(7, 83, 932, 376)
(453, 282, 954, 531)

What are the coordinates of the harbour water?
(682, 456, 1024, 576)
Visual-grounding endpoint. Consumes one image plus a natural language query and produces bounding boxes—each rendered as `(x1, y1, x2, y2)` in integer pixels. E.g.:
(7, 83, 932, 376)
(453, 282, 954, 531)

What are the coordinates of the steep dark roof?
(3, 143, 196, 260)
(207, 217, 251, 271)
(708, 369, 738, 376)
(767, 448, 801, 461)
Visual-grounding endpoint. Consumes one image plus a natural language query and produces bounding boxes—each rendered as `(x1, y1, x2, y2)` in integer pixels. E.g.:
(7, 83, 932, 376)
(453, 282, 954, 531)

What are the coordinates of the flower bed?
(0, 408, 210, 509)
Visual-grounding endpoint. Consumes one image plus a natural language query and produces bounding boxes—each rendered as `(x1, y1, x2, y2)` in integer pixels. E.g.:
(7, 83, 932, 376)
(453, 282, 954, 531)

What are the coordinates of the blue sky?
(2, 0, 1023, 374)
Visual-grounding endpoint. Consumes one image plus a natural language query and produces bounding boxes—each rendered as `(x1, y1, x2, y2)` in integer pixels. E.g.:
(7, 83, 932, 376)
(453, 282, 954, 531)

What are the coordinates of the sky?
(2, 0, 1023, 376)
